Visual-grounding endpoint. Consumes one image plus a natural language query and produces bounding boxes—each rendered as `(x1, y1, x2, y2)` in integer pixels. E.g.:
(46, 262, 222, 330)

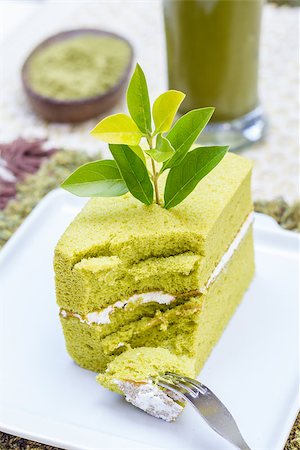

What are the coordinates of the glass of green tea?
(163, 0, 266, 149)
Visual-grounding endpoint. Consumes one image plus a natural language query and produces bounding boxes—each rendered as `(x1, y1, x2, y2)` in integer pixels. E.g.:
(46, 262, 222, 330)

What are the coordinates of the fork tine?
(169, 380, 198, 398)
(164, 374, 199, 398)
(166, 372, 208, 395)
(157, 375, 199, 398)
(156, 379, 188, 401)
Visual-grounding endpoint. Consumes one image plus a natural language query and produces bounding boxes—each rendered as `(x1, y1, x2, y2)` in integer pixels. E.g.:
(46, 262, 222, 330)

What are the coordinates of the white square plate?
(0, 190, 298, 450)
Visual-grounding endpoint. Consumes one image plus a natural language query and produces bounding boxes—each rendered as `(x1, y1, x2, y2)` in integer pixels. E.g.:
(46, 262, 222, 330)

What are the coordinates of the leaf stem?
(147, 136, 160, 205)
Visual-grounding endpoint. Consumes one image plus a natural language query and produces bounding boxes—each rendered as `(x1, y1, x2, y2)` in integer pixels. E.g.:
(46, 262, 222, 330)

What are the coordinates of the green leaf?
(127, 64, 152, 134)
(109, 144, 153, 205)
(129, 145, 146, 164)
(145, 134, 175, 163)
(90, 113, 143, 145)
(61, 160, 128, 197)
(164, 145, 228, 209)
(161, 107, 215, 172)
(152, 90, 185, 134)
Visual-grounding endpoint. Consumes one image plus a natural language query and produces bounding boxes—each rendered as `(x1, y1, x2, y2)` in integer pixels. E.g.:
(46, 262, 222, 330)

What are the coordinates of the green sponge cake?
(97, 347, 194, 421)
(55, 152, 254, 378)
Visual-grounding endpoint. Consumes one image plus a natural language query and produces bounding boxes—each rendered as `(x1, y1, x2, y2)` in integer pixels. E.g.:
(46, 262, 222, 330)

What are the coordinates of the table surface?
(0, 0, 299, 203)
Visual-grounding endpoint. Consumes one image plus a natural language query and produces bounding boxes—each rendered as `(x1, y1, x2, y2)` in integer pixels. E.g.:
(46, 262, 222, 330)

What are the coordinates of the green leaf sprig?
(62, 64, 229, 209)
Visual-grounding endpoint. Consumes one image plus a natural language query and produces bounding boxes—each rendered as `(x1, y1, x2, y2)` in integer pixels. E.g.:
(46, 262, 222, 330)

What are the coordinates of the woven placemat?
(0, 149, 299, 449)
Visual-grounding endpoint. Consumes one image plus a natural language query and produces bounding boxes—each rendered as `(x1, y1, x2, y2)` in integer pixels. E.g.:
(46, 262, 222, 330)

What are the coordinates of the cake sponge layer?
(55, 152, 252, 314)
(60, 227, 254, 373)
(58, 252, 201, 314)
(97, 347, 195, 394)
(60, 297, 202, 373)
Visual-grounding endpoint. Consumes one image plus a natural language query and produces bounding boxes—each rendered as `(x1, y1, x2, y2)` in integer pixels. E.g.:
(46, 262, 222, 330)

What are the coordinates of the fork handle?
(187, 394, 252, 450)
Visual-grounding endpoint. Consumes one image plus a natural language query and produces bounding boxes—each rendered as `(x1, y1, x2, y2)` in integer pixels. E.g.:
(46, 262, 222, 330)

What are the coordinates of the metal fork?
(157, 373, 251, 450)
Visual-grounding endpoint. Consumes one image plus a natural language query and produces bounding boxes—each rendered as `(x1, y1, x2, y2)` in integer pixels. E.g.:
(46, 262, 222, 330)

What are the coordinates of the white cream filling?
(87, 293, 174, 325)
(60, 292, 175, 325)
(60, 213, 253, 325)
(201, 212, 254, 292)
(115, 380, 183, 422)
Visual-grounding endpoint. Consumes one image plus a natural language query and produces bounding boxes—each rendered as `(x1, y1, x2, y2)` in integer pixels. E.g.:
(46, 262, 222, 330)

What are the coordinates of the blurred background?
(0, 0, 299, 220)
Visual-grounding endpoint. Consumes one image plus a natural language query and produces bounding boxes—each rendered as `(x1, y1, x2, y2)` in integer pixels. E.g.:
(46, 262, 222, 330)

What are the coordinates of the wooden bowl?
(21, 29, 133, 123)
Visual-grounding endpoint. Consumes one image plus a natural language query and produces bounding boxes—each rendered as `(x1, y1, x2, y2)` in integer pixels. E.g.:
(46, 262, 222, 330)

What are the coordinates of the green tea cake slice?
(54, 65, 256, 425)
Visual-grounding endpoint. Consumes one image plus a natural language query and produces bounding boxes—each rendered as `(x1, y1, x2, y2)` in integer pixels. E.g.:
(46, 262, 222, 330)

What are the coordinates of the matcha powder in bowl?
(22, 30, 133, 122)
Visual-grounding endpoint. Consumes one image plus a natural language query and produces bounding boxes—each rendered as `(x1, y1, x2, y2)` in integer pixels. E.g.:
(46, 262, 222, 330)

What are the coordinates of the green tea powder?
(28, 34, 131, 100)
